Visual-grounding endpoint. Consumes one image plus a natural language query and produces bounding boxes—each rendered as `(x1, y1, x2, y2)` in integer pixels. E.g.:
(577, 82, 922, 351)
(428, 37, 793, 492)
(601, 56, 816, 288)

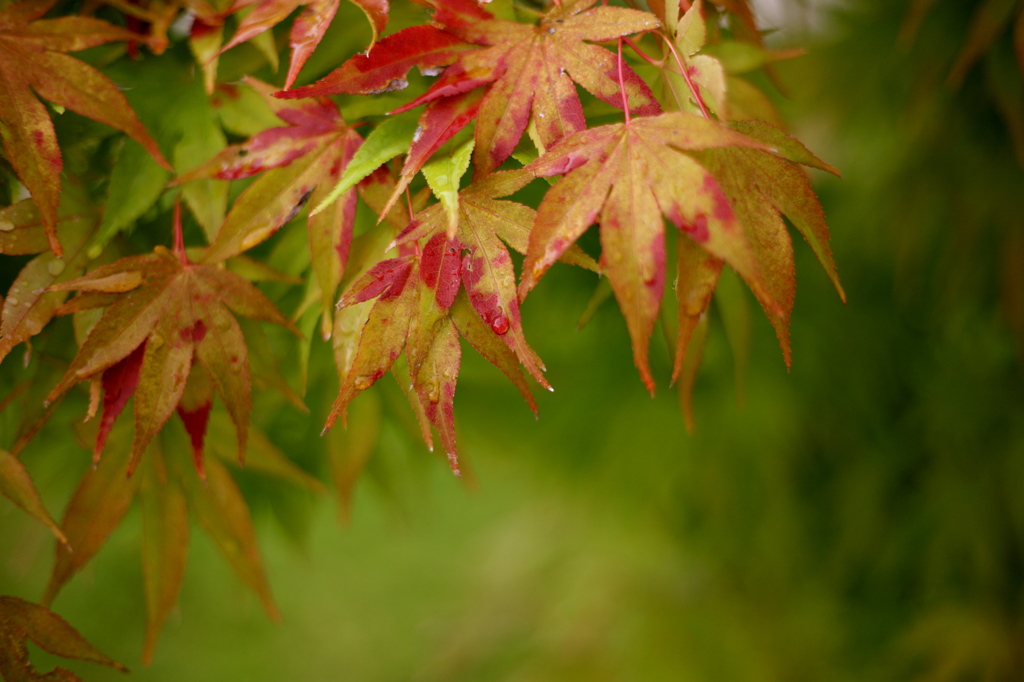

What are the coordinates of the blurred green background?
(3, 0, 1024, 679)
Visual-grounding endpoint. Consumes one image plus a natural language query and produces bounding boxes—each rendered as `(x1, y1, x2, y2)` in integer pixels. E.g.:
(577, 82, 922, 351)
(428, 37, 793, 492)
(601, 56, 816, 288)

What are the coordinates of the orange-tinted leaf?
(411, 316, 461, 474)
(522, 112, 768, 390)
(0, 199, 49, 255)
(0, 199, 99, 364)
(451, 291, 537, 415)
(45, 233, 295, 476)
(138, 443, 189, 665)
(43, 425, 138, 606)
(672, 235, 721, 383)
(0, 1, 168, 254)
(0, 448, 67, 545)
(326, 387, 380, 522)
(184, 456, 280, 620)
(0, 595, 125, 680)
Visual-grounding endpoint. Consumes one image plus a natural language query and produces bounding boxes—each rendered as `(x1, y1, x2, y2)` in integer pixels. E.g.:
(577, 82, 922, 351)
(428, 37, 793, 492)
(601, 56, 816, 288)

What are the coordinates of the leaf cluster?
(0, 0, 843, 667)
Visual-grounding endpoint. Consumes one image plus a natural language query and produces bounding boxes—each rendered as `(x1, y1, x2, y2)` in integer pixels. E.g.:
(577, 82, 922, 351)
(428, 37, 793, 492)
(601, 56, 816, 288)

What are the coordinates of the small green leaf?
(310, 114, 418, 216)
(421, 139, 474, 239)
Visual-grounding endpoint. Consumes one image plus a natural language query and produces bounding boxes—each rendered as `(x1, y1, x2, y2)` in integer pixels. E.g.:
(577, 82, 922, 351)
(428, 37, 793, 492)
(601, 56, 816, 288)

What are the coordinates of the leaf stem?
(172, 198, 188, 264)
(660, 30, 711, 120)
(623, 36, 665, 68)
(617, 38, 631, 125)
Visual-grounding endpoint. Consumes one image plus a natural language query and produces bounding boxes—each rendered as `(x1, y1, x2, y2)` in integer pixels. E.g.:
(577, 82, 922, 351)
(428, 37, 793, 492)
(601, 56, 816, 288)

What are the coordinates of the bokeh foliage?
(2, 0, 1023, 679)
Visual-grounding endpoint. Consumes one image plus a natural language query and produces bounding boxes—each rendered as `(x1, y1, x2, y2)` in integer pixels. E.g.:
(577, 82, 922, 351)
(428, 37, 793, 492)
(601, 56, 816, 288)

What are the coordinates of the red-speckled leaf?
(45, 231, 295, 476)
(138, 443, 189, 665)
(277, 25, 474, 99)
(445, 1, 661, 175)
(522, 112, 773, 390)
(188, 88, 363, 267)
(43, 424, 138, 606)
(0, 448, 67, 545)
(131, 282, 196, 476)
(0, 595, 126, 679)
(0, 1, 169, 255)
(308, 130, 362, 334)
(698, 148, 795, 364)
(451, 291, 536, 415)
(192, 288, 251, 464)
(184, 456, 280, 620)
(411, 316, 461, 474)
(325, 265, 417, 431)
(459, 201, 547, 387)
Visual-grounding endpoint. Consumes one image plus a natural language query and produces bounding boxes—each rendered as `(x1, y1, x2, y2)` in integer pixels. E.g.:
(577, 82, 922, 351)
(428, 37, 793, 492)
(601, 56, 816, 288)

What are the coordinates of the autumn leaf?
(43, 207, 300, 477)
(176, 78, 363, 336)
(279, 0, 662, 182)
(222, 0, 389, 89)
(0, 595, 126, 681)
(0, 0, 169, 256)
(327, 169, 596, 472)
(40, 414, 301, 660)
(521, 111, 771, 392)
(0, 448, 67, 545)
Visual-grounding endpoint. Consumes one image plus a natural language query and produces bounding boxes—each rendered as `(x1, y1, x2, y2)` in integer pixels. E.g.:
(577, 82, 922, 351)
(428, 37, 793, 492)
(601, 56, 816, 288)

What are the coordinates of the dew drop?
(427, 382, 440, 403)
(412, 126, 424, 143)
(0, 220, 14, 232)
(353, 375, 375, 390)
(435, 173, 449, 186)
(490, 313, 510, 335)
(25, 319, 43, 335)
(6, 296, 19, 306)
(149, 333, 165, 350)
(47, 258, 65, 276)
(547, 27, 555, 34)
(87, 244, 103, 260)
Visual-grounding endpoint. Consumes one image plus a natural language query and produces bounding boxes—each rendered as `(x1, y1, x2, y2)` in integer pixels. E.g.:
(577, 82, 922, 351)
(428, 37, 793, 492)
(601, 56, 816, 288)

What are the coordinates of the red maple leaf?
(327, 169, 597, 474)
(278, 0, 661, 180)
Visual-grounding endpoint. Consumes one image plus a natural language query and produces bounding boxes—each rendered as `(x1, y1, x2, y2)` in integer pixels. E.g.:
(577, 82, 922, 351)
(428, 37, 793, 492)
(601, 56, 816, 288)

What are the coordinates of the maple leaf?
(279, 0, 662, 184)
(0, 0, 169, 256)
(520, 111, 781, 392)
(175, 78, 363, 336)
(221, 0, 389, 89)
(0, 595, 126, 681)
(40, 410, 316, 662)
(327, 168, 597, 473)
(0, 185, 101, 365)
(43, 205, 300, 477)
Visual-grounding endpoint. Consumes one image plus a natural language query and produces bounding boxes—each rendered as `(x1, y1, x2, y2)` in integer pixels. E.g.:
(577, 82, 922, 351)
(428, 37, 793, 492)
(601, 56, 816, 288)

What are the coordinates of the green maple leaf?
(0, 0, 169, 255)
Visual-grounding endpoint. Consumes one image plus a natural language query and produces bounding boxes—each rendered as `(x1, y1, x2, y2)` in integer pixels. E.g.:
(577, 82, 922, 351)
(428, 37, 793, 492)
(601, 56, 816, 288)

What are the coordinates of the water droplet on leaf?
(6, 296, 18, 306)
(47, 258, 65, 276)
(0, 220, 13, 232)
(353, 375, 375, 390)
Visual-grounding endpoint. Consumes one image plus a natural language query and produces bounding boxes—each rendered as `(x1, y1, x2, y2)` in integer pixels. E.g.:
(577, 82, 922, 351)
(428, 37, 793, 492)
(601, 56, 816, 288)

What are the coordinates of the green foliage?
(1, 0, 1021, 679)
